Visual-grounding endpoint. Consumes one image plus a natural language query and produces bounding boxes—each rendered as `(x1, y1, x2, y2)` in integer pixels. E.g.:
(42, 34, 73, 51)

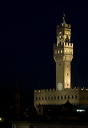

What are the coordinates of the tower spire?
(62, 12, 66, 24)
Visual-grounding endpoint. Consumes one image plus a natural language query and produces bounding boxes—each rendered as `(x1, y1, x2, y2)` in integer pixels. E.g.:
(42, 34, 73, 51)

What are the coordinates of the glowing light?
(61, 50, 62, 53)
(0, 118, 2, 121)
(77, 109, 85, 112)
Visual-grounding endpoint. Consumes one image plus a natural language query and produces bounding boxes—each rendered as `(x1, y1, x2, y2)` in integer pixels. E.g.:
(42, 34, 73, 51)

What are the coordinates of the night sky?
(0, 1, 88, 95)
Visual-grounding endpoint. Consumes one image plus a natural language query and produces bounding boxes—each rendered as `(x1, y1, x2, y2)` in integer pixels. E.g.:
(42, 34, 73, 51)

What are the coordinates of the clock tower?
(53, 14, 73, 90)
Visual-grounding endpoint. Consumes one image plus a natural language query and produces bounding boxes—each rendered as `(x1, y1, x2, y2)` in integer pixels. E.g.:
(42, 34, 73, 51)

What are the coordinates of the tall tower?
(53, 14, 73, 90)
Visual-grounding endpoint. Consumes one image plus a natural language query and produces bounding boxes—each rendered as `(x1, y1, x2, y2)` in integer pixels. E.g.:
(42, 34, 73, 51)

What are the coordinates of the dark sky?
(0, 1, 88, 93)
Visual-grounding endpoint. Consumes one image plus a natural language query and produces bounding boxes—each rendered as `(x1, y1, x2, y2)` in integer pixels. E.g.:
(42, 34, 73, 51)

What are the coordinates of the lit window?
(65, 50, 66, 52)
(58, 51, 59, 53)
(0, 118, 2, 121)
(77, 109, 85, 112)
(55, 51, 57, 54)
(61, 50, 62, 53)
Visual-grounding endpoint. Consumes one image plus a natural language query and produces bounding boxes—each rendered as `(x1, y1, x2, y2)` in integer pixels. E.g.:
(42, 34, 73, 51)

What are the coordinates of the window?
(54, 96, 56, 99)
(61, 50, 62, 53)
(51, 96, 53, 100)
(72, 95, 73, 99)
(58, 96, 59, 99)
(68, 95, 70, 99)
(48, 96, 50, 100)
(55, 51, 57, 54)
(36, 97, 38, 100)
(64, 96, 66, 99)
(39, 97, 41, 100)
(75, 95, 77, 98)
(61, 96, 63, 99)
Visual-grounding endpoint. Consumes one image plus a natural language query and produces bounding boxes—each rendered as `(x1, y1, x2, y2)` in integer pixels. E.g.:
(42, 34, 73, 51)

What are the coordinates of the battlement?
(34, 89, 55, 93)
(54, 42, 73, 48)
(57, 23, 71, 29)
(34, 87, 88, 93)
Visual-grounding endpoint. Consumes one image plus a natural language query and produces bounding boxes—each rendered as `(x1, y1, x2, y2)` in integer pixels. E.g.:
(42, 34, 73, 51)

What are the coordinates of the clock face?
(57, 83, 63, 90)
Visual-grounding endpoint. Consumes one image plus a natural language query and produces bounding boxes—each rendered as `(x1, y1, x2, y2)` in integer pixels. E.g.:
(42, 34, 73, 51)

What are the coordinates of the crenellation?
(57, 24, 71, 28)
(54, 43, 73, 48)
(64, 42, 73, 47)
(34, 88, 57, 93)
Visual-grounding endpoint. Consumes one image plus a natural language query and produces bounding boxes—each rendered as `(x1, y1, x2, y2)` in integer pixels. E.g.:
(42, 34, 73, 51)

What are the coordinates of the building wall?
(34, 87, 88, 107)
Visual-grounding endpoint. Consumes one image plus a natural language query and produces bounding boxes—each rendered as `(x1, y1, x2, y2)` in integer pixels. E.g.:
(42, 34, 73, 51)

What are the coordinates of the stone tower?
(34, 14, 88, 108)
(53, 14, 73, 90)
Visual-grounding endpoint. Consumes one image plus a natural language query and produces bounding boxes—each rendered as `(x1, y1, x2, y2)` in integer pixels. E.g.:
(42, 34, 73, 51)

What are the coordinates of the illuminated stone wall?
(34, 87, 88, 107)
